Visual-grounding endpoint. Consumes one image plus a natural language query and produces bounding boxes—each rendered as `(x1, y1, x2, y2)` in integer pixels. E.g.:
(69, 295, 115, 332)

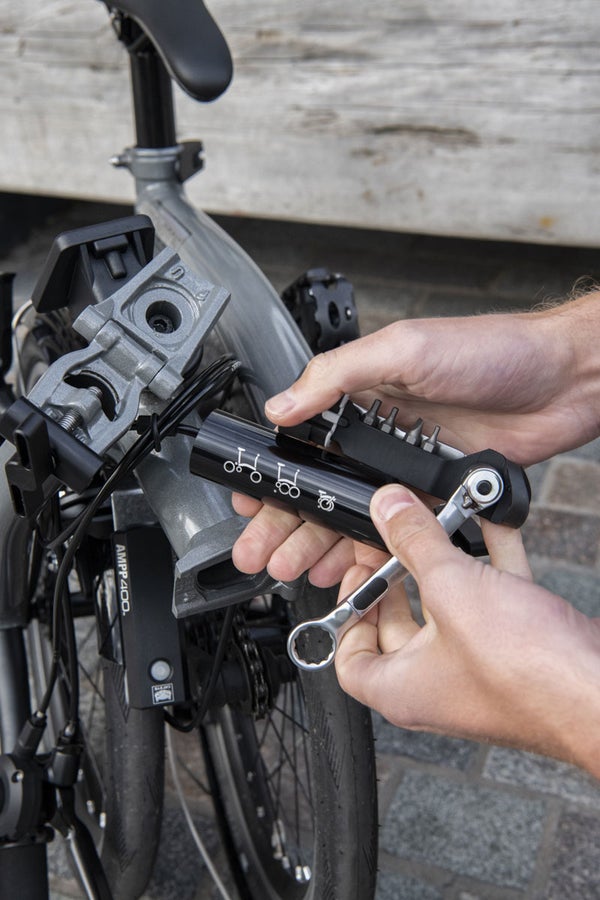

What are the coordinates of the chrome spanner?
(287, 465, 504, 671)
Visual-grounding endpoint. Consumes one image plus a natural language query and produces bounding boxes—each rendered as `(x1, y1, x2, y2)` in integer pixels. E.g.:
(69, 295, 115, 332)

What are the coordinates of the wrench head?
(287, 621, 337, 671)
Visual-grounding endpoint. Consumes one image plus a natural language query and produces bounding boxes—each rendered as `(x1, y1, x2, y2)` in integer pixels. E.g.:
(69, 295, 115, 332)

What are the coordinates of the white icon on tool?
(317, 491, 336, 512)
(224, 447, 263, 483)
(275, 463, 300, 498)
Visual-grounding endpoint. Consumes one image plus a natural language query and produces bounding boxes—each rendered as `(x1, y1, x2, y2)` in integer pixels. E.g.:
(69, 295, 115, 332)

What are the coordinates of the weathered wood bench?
(1, 1, 598, 246)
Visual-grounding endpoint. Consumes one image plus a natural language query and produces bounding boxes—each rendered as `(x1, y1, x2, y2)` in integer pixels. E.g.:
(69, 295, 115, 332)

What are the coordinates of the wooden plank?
(1, 0, 599, 245)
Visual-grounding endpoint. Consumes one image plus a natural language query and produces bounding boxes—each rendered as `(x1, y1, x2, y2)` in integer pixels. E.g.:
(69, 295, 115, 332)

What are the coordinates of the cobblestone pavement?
(2, 196, 600, 900)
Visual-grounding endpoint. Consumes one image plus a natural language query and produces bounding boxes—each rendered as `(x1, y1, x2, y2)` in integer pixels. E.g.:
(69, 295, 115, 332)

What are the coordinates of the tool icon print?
(223, 447, 263, 483)
(317, 490, 336, 511)
(275, 462, 301, 498)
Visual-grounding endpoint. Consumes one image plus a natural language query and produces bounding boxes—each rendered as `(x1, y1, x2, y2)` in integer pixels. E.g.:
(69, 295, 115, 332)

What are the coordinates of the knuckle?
(385, 506, 433, 558)
(303, 349, 340, 383)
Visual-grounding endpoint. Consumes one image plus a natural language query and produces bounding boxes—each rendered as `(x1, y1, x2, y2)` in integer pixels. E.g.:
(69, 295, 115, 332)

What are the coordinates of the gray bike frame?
(129, 144, 313, 608)
(0, 142, 313, 751)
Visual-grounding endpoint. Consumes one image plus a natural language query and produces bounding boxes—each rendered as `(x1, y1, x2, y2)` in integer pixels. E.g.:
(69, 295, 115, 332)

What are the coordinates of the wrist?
(545, 613, 600, 779)
(536, 292, 600, 446)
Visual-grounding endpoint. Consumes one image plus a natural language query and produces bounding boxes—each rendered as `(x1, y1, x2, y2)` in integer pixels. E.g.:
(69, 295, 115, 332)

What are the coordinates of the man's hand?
(233, 298, 600, 586)
(335, 484, 600, 777)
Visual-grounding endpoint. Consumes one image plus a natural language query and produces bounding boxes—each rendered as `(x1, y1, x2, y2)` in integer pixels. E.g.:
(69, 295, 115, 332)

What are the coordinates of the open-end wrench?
(287, 466, 504, 671)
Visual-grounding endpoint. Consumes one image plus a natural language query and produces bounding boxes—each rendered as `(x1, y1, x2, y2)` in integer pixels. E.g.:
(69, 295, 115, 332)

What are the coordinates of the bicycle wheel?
(200, 584, 378, 900)
(17, 310, 165, 900)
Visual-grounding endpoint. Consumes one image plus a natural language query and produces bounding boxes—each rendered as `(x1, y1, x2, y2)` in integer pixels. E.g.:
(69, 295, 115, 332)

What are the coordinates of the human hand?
(232, 297, 600, 585)
(335, 483, 600, 776)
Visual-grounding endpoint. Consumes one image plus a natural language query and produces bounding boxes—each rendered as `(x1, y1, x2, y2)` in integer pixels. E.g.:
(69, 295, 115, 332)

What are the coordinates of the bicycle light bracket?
(1, 246, 230, 517)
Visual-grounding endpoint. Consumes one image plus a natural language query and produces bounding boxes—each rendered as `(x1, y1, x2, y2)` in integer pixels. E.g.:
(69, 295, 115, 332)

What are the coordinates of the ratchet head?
(463, 467, 504, 508)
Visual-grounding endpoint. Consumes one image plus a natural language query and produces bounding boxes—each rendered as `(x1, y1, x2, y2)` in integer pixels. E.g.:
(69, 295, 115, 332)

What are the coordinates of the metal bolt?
(58, 410, 83, 433)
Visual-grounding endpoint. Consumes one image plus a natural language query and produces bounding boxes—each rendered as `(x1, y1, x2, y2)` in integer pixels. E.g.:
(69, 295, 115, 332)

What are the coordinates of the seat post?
(122, 19, 177, 149)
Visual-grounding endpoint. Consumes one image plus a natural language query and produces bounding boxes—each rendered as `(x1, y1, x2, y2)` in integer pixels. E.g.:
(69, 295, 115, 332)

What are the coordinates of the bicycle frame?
(0, 10, 379, 899)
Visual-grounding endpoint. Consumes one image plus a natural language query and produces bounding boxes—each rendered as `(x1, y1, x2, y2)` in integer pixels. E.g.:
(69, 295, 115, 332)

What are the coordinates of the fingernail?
(372, 485, 416, 522)
(265, 390, 296, 418)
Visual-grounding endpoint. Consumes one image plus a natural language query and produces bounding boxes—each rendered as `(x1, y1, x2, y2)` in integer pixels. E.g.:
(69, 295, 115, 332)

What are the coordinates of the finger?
(334, 564, 381, 681)
(264, 323, 405, 425)
(335, 564, 419, 661)
(375, 584, 422, 653)
(369, 484, 459, 585)
(480, 519, 532, 580)
(231, 504, 302, 574)
(267, 520, 342, 582)
(231, 492, 263, 518)
(307, 537, 357, 587)
(308, 539, 390, 589)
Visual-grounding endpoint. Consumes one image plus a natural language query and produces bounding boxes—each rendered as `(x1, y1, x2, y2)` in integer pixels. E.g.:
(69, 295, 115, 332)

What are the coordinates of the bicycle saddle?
(107, 0, 233, 102)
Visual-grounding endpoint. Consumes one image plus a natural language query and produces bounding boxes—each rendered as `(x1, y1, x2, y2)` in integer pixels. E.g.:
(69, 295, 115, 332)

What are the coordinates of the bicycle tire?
(17, 314, 165, 900)
(200, 584, 378, 900)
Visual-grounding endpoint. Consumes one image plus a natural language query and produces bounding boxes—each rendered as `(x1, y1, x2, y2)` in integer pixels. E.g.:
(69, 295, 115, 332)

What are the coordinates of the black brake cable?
(37, 355, 242, 726)
(164, 603, 237, 733)
(45, 355, 239, 551)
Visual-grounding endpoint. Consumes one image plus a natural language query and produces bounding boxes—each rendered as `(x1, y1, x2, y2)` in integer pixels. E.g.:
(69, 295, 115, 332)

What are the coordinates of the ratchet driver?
(189, 396, 530, 671)
(287, 465, 503, 670)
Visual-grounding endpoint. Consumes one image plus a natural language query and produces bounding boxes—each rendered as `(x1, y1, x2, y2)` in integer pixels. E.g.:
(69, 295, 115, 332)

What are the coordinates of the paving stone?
(373, 713, 478, 771)
(525, 460, 551, 501)
(536, 567, 600, 617)
(565, 435, 600, 463)
(546, 810, 600, 900)
(143, 801, 224, 900)
(376, 870, 443, 900)
(483, 748, 600, 807)
(522, 508, 600, 567)
(543, 459, 600, 512)
(48, 834, 74, 881)
(381, 771, 546, 890)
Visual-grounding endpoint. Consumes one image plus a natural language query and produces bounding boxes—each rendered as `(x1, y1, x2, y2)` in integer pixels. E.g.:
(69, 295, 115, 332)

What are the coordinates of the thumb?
(370, 484, 459, 580)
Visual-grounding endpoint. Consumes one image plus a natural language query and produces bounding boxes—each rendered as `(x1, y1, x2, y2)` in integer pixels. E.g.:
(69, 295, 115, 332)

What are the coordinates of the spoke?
(78, 659, 104, 702)
(261, 708, 313, 811)
(76, 620, 97, 652)
(257, 709, 273, 751)
(274, 681, 287, 827)
(270, 700, 309, 735)
(174, 751, 212, 796)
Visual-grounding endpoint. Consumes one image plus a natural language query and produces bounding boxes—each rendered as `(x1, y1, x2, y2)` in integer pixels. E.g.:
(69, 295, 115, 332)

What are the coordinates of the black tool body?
(190, 400, 531, 553)
(190, 409, 385, 547)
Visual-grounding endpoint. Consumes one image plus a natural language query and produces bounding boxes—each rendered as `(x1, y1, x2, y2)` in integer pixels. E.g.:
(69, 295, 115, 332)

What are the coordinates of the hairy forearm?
(534, 291, 600, 447)
(549, 612, 600, 779)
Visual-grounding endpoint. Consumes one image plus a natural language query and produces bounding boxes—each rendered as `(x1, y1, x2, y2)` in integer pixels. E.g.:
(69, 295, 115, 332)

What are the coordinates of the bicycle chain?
(232, 610, 270, 719)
